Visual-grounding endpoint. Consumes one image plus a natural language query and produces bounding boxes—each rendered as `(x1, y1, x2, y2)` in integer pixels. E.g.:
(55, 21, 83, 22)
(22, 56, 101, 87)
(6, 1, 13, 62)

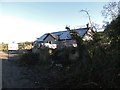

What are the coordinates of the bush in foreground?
(19, 52, 39, 65)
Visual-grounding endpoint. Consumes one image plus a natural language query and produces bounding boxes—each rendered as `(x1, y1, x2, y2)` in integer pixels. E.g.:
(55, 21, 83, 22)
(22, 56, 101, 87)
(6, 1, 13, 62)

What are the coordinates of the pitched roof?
(36, 28, 88, 42)
(36, 34, 47, 42)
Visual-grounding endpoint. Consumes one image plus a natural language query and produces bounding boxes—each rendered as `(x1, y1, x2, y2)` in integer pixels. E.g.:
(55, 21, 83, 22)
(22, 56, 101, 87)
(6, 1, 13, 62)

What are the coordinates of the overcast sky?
(0, 2, 109, 43)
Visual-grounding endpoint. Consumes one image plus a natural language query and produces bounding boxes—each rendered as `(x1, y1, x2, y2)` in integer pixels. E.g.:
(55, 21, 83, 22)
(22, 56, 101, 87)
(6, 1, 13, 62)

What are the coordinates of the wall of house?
(41, 35, 57, 49)
(43, 35, 56, 44)
(83, 29, 94, 41)
(58, 40, 77, 48)
(8, 43, 18, 51)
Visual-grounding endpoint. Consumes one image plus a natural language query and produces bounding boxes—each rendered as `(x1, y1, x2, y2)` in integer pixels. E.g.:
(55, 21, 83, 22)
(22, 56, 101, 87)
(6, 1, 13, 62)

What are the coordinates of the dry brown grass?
(0, 51, 18, 59)
(0, 51, 8, 59)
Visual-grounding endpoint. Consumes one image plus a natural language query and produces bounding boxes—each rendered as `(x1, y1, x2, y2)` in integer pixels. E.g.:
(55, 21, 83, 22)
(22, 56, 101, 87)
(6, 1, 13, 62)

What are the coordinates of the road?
(1, 51, 52, 88)
(0, 51, 34, 88)
(0, 51, 8, 59)
(2, 59, 35, 88)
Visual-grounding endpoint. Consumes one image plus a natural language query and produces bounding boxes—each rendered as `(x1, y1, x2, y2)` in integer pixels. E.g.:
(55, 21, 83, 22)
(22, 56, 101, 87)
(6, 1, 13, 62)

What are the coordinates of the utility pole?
(80, 10, 92, 28)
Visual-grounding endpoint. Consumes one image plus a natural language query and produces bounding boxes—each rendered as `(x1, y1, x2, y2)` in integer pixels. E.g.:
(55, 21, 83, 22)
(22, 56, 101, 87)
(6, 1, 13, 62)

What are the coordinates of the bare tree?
(101, 2, 118, 20)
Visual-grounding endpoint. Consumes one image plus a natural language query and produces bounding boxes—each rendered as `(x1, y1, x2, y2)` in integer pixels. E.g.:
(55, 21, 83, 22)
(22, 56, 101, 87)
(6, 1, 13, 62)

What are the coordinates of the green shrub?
(19, 52, 39, 65)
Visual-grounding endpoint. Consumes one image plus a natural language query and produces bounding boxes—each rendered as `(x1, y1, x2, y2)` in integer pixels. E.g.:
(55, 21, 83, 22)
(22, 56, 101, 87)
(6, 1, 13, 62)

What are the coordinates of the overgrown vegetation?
(18, 41, 33, 50)
(0, 42, 8, 51)
(18, 52, 39, 65)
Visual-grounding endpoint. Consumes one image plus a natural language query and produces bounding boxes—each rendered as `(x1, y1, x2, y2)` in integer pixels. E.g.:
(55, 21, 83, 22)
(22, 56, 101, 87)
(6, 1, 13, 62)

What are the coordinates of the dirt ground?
(0, 51, 33, 88)
(1, 51, 52, 88)
(0, 51, 18, 60)
(0, 51, 8, 59)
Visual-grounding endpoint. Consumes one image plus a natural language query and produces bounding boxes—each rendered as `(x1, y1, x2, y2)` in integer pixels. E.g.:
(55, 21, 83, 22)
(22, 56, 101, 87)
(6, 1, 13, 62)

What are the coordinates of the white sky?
(0, 15, 64, 44)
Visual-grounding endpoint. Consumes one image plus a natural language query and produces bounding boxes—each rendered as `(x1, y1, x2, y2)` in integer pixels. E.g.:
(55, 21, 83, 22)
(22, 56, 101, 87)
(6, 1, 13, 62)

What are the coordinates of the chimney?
(86, 23, 89, 29)
(65, 26, 70, 31)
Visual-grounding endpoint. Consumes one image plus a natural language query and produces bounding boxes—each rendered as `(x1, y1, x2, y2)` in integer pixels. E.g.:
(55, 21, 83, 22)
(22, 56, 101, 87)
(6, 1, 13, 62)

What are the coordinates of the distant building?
(32, 25, 95, 53)
(8, 42, 18, 51)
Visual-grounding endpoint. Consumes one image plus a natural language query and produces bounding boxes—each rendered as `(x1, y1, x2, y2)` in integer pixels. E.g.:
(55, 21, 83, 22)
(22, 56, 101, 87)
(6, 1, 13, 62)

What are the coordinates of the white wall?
(8, 42, 18, 50)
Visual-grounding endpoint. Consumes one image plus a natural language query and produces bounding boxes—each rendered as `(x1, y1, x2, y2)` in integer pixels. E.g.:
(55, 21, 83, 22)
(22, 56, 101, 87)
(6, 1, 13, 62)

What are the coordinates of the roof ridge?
(51, 30, 67, 34)
(50, 27, 88, 34)
(35, 27, 89, 42)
